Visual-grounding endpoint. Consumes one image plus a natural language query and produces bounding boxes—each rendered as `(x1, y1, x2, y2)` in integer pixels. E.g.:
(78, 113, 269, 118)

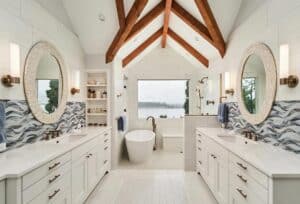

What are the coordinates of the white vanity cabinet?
(5, 128, 112, 204)
(0, 180, 5, 204)
(196, 128, 300, 204)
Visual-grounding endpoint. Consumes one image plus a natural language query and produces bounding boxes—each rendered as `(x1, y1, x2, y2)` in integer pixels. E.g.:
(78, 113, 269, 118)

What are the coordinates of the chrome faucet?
(147, 116, 157, 150)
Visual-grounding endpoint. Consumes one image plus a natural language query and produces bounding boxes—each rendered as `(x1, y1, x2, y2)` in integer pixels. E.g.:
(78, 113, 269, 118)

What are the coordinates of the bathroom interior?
(1, 0, 300, 204)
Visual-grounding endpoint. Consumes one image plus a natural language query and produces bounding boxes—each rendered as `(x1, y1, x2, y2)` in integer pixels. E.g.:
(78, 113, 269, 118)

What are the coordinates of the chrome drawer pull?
(49, 174, 61, 184)
(197, 134, 202, 137)
(104, 160, 108, 164)
(211, 154, 217, 159)
(237, 174, 247, 183)
(104, 133, 109, 136)
(237, 162, 247, 170)
(104, 146, 109, 150)
(198, 161, 202, 165)
(104, 139, 109, 143)
(48, 162, 61, 171)
(48, 189, 60, 200)
(236, 188, 247, 199)
(198, 140, 202, 143)
(198, 147, 202, 151)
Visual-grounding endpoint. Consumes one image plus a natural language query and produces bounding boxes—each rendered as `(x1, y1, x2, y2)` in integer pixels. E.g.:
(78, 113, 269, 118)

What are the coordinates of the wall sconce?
(71, 70, 80, 95)
(280, 44, 298, 88)
(1, 43, 21, 87)
(224, 72, 234, 95)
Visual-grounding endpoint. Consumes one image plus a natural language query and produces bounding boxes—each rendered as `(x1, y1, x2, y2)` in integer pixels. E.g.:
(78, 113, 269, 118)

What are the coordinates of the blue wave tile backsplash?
(0, 100, 85, 149)
(227, 101, 300, 153)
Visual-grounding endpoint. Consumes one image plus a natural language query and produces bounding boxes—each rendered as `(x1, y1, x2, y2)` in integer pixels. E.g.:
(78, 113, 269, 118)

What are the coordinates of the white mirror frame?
(24, 41, 68, 124)
(237, 43, 277, 125)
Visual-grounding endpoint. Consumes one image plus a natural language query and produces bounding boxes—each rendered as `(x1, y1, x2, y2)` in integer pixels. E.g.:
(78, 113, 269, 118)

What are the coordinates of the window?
(138, 80, 189, 119)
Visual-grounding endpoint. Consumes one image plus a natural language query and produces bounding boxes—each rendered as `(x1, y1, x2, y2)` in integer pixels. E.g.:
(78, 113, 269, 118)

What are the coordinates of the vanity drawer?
(229, 153, 268, 189)
(229, 166, 268, 204)
(72, 137, 99, 161)
(23, 152, 71, 190)
(23, 161, 71, 204)
(27, 172, 71, 204)
(229, 184, 266, 204)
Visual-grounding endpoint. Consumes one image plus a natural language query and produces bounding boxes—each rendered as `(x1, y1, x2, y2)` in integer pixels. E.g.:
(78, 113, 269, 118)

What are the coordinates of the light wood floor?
(85, 170, 217, 204)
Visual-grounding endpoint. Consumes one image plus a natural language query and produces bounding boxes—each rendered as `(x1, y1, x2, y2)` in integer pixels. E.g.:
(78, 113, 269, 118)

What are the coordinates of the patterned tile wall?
(227, 101, 300, 153)
(0, 100, 85, 149)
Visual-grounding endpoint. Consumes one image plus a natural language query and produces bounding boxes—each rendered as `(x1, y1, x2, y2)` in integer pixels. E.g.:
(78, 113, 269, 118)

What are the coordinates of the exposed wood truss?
(194, 0, 226, 57)
(126, 1, 165, 42)
(123, 28, 163, 67)
(107, 0, 226, 67)
(106, 0, 148, 63)
(168, 28, 209, 67)
(161, 0, 173, 48)
(171, 1, 213, 45)
(115, 0, 126, 28)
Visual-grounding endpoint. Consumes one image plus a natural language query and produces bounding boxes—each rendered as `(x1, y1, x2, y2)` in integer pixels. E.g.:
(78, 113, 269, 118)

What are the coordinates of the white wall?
(124, 47, 220, 147)
(0, 0, 85, 102)
(211, 0, 300, 102)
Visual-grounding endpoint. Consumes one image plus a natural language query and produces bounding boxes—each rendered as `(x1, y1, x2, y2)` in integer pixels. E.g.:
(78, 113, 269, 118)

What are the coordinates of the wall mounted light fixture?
(71, 70, 80, 95)
(1, 43, 21, 87)
(224, 72, 234, 95)
(280, 44, 298, 88)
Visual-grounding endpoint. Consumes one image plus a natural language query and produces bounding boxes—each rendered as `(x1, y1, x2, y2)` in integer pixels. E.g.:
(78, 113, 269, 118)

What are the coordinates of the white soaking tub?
(125, 130, 155, 163)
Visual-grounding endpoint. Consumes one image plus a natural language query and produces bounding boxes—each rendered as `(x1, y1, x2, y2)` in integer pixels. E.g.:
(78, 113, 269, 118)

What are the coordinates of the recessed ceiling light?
(98, 13, 105, 22)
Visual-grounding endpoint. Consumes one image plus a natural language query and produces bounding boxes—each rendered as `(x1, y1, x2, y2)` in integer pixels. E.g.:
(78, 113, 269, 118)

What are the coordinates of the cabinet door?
(0, 180, 5, 204)
(206, 153, 216, 190)
(72, 155, 88, 204)
(97, 138, 105, 180)
(87, 147, 99, 191)
(214, 159, 229, 204)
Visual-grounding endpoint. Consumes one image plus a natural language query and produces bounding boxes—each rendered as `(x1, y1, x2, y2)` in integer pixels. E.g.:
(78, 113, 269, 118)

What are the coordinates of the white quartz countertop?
(0, 127, 111, 180)
(197, 128, 300, 178)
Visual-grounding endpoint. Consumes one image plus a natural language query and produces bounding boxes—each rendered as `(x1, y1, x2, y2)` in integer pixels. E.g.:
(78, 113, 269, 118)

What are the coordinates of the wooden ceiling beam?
(194, 0, 226, 57)
(115, 0, 126, 28)
(161, 0, 173, 48)
(106, 0, 148, 63)
(171, 1, 213, 45)
(123, 27, 163, 67)
(168, 28, 209, 67)
(126, 1, 165, 42)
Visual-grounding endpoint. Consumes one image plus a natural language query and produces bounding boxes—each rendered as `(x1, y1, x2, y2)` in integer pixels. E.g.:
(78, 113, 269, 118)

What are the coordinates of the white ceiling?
(62, 0, 243, 66)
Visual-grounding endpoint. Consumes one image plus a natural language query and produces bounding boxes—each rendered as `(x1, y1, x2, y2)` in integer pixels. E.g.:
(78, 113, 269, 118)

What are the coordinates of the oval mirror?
(237, 43, 277, 125)
(24, 42, 68, 124)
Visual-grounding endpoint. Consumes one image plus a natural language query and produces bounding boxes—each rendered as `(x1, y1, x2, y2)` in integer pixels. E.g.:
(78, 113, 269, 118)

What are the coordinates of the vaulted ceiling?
(62, 0, 243, 68)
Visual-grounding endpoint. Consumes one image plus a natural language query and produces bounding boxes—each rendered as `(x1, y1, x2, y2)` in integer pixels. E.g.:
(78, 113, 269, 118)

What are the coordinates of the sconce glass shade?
(224, 72, 231, 90)
(10, 43, 20, 77)
(280, 44, 289, 78)
(74, 70, 80, 89)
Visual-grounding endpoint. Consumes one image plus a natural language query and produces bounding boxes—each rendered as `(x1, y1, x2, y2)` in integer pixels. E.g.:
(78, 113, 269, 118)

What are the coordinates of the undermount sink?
(43, 133, 88, 145)
(217, 134, 258, 145)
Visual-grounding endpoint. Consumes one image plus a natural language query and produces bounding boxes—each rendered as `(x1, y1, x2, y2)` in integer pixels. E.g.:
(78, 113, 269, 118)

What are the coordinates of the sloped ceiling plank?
(106, 0, 149, 63)
(194, 0, 226, 57)
(116, 0, 126, 28)
(161, 0, 173, 48)
(126, 1, 165, 42)
(123, 27, 163, 67)
(168, 28, 209, 67)
(171, 1, 213, 45)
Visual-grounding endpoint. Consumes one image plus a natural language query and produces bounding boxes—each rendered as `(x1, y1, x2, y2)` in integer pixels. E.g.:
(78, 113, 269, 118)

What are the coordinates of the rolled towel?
(0, 102, 6, 143)
(117, 116, 126, 131)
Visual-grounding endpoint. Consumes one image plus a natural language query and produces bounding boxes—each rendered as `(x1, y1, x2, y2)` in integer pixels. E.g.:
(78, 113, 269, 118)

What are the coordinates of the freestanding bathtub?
(125, 130, 155, 163)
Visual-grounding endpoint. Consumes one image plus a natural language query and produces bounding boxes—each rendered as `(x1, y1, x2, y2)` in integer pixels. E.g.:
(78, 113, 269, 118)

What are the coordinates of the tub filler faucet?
(147, 116, 157, 150)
